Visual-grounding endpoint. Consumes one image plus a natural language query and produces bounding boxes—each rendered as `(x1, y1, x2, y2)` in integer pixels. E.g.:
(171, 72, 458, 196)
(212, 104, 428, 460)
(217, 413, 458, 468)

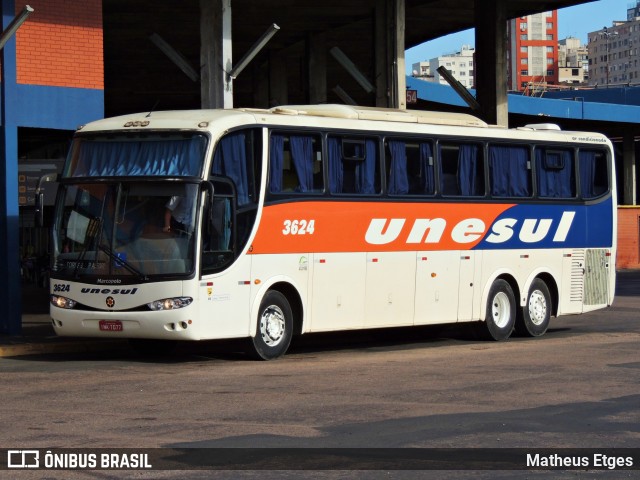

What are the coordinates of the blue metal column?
(1, 0, 22, 335)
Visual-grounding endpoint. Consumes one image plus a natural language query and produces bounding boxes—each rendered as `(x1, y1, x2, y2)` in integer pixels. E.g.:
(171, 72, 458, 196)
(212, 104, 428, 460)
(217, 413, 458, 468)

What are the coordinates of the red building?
(507, 10, 559, 93)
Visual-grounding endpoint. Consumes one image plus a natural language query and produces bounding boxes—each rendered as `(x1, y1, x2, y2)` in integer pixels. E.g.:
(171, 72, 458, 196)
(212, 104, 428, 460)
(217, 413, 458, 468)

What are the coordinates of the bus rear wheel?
(516, 278, 551, 337)
(248, 290, 293, 360)
(480, 279, 516, 341)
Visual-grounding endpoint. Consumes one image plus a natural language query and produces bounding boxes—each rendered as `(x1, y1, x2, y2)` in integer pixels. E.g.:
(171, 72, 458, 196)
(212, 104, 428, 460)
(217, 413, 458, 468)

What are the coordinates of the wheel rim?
(491, 292, 511, 328)
(528, 289, 547, 326)
(259, 305, 286, 347)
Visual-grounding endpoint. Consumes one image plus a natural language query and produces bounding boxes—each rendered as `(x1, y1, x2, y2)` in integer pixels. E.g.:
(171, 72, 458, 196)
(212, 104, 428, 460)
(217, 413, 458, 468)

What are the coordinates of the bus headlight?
(51, 295, 77, 309)
(147, 297, 193, 311)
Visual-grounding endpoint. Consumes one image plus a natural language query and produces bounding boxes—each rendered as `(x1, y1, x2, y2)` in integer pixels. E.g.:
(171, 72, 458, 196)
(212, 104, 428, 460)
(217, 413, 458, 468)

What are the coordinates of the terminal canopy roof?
(104, 0, 595, 114)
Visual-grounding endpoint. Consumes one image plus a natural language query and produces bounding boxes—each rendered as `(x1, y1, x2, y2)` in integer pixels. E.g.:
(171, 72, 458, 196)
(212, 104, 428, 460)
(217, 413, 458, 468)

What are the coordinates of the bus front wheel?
(248, 290, 293, 360)
(516, 278, 551, 337)
(480, 279, 516, 341)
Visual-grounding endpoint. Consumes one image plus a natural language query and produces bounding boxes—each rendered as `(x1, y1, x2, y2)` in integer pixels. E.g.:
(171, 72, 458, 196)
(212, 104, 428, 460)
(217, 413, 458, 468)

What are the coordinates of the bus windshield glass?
(63, 132, 208, 178)
(52, 182, 199, 281)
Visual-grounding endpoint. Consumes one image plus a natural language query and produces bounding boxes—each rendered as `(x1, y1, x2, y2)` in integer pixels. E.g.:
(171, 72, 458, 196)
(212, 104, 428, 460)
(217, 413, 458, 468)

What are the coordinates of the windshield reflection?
(52, 182, 198, 280)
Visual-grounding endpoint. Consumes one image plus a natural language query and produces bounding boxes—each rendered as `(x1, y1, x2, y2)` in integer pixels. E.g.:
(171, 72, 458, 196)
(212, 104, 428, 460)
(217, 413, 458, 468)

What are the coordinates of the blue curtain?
(73, 137, 205, 177)
(328, 138, 377, 194)
(212, 132, 250, 206)
(388, 140, 408, 195)
(269, 135, 285, 193)
(579, 150, 597, 199)
(489, 145, 531, 197)
(457, 144, 480, 196)
(419, 143, 435, 194)
(327, 137, 343, 193)
(356, 139, 377, 194)
(290, 136, 314, 192)
(536, 149, 575, 198)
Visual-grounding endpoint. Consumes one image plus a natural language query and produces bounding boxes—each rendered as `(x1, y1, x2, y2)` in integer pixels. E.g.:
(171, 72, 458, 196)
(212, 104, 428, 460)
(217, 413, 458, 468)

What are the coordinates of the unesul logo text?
(365, 211, 575, 245)
(80, 288, 138, 295)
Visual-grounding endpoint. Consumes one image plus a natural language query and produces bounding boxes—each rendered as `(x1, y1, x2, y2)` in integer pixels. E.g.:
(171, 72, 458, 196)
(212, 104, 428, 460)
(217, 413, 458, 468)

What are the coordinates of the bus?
(47, 104, 616, 359)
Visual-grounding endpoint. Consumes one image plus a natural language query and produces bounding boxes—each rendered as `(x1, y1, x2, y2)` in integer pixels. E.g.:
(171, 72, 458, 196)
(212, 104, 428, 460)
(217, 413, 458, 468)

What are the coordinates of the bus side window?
(438, 142, 484, 197)
(489, 144, 532, 198)
(579, 149, 609, 199)
(385, 139, 435, 196)
(212, 129, 262, 252)
(212, 129, 262, 207)
(535, 147, 576, 198)
(269, 133, 323, 194)
(328, 136, 380, 194)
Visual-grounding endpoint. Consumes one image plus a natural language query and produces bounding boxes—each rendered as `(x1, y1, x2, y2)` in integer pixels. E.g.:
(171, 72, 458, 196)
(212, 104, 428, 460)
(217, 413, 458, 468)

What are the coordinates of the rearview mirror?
(35, 173, 58, 227)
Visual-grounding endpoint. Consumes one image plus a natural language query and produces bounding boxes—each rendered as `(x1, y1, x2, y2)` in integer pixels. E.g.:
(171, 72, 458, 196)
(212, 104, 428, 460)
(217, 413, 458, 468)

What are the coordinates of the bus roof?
(77, 109, 258, 133)
(75, 105, 611, 145)
(77, 105, 489, 133)
(258, 104, 489, 128)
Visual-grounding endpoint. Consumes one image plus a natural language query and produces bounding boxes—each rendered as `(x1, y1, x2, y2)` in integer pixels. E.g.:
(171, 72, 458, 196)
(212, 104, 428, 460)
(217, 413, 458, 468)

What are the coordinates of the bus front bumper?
(50, 307, 202, 341)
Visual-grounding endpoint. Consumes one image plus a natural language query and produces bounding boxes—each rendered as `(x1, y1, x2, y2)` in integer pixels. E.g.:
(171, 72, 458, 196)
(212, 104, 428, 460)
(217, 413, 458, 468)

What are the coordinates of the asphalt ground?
(1, 271, 638, 479)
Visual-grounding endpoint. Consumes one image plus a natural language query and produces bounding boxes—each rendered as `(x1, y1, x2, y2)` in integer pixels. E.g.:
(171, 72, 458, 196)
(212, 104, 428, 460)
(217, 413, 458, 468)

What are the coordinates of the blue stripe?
(476, 199, 614, 250)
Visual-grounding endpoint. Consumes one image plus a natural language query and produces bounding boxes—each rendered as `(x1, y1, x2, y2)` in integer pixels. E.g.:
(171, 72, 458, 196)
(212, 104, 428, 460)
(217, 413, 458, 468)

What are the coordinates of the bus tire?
(516, 278, 551, 337)
(248, 290, 293, 360)
(481, 279, 516, 341)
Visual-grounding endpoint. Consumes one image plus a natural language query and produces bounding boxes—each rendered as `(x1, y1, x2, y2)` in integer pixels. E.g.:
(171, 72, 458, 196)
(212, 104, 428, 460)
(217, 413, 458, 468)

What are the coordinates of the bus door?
(200, 179, 253, 339)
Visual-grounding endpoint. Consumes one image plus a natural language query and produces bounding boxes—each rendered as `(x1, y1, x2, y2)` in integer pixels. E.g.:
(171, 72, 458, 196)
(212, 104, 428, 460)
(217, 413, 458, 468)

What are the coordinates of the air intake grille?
(570, 249, 585, 303)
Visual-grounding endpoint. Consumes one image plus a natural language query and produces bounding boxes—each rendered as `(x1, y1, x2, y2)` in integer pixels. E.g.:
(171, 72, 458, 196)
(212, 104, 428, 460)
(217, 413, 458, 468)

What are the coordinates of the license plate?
(99, 320, 123, 332)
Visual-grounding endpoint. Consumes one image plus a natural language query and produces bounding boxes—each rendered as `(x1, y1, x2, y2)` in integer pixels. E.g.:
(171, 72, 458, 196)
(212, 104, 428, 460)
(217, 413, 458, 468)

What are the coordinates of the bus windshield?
(52, 181, 199, 281)
(63, 132, 207, 178)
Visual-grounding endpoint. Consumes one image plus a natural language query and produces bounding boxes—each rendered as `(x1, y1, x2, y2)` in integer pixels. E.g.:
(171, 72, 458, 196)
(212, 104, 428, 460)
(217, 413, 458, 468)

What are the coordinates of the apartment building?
(507, 11, 559, 92)
(411, 61, 432, 80)
(558, 37, 588, 84)
(427, 45, 475, 88)
(588, 18, 640, 87)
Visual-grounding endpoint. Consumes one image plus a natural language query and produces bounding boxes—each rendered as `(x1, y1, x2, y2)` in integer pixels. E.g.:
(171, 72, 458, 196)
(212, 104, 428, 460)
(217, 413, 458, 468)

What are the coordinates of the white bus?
(48, 105, 616, 359)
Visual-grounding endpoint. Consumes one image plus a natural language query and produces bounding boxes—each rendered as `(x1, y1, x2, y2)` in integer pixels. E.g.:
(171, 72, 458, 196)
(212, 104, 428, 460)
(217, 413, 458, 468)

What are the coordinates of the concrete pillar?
(374, 0, 405, 109)
(308, 33, 327, 104)
(200, 0, 233, 109)
(393, 0, 406, 110)
(1, 0, 23, 335)
(623, 130, 637, 205)
(475, 0, 508, 127)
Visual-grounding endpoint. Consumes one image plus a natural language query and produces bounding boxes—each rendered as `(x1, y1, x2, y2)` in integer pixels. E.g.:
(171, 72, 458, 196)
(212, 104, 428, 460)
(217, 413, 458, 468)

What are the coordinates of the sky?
(405, 0, 630, 73)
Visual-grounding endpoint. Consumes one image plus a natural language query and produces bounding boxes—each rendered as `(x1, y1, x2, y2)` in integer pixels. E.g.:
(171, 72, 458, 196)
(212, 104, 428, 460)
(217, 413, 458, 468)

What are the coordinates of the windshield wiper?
(72, 217, 102, 279)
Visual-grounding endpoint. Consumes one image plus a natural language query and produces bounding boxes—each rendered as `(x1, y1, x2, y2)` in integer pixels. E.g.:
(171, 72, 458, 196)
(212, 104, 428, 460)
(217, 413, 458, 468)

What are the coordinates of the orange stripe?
(249, 201, 514, 254)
